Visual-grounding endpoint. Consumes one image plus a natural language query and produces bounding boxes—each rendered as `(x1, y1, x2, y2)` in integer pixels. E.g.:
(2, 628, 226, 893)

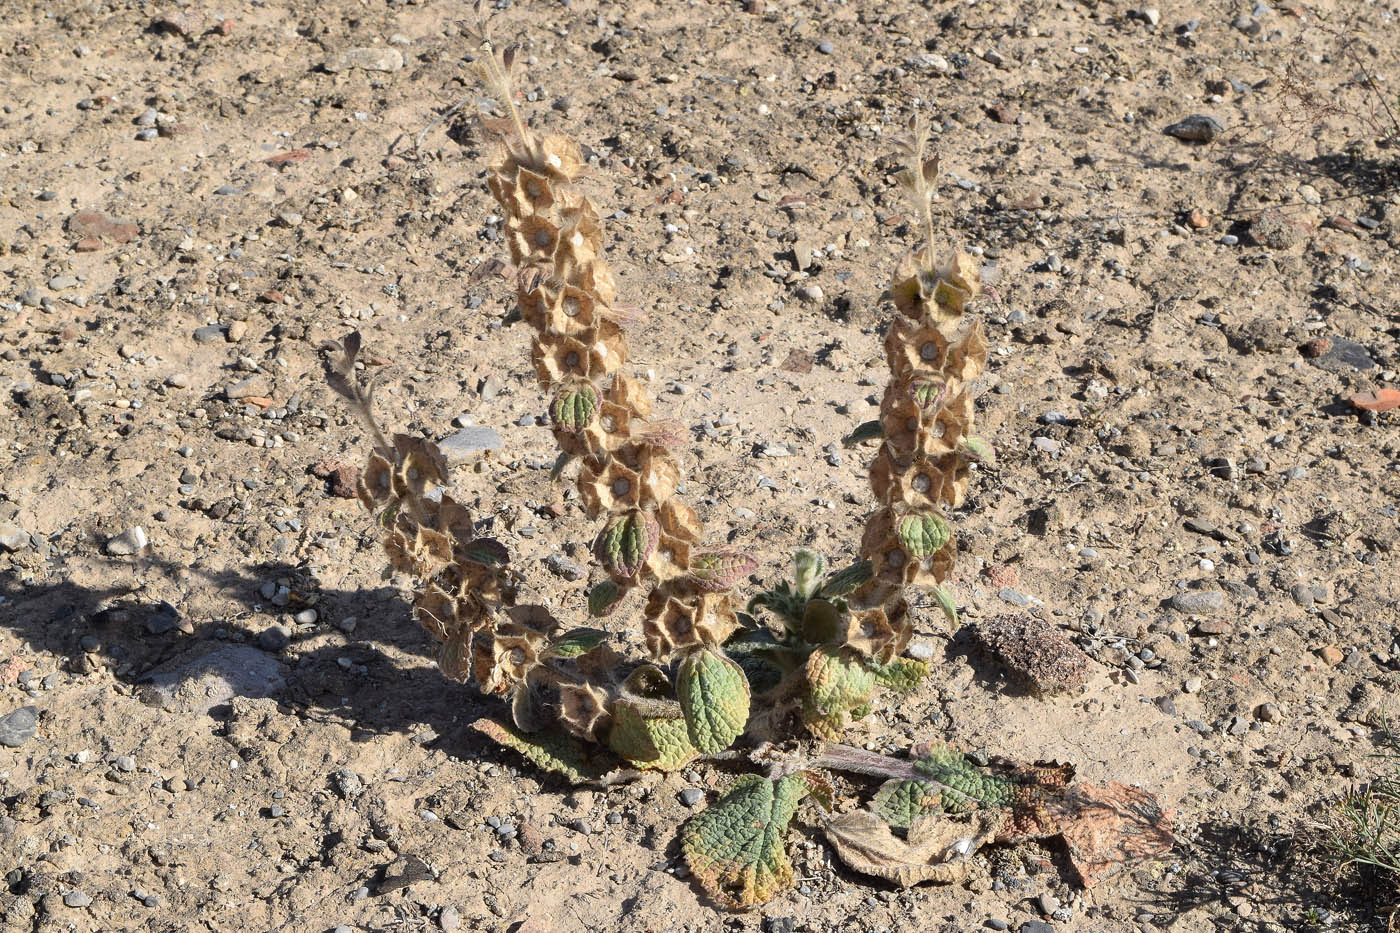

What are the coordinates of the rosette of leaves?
(735, 550, 933, 739)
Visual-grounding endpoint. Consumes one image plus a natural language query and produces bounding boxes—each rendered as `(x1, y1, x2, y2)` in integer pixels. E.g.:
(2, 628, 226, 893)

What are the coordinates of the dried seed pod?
(642, 580, 739, 660)
(578, 456, 644, 517)
(869, 447, 970, 510)
(558, 681, 615, 742)
(657, 498, 704, 543)
(606, 373, 652, 420)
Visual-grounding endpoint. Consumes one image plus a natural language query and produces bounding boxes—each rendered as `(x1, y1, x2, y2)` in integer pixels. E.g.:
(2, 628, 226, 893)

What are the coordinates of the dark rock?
(1164, 114, 1223, 142)
(0, 706, 39, 747)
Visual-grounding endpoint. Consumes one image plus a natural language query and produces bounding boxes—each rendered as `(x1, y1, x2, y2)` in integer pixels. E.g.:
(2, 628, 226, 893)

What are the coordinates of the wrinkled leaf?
(470, 718, 613, 784)
(677, 647, 751, 755)
(595, 510, 658, 579)
(823, 808, 1000, 887)
(842, 419, 885, 447)
(547, 627, 608, 659)
(870, 656, 929, 693)
(914, 743, 1015, 810)
(802, 646, 876, 739)
(608, 699, 697, 771)
(683, 771, 826, 908)
(873, 779, 943, 829)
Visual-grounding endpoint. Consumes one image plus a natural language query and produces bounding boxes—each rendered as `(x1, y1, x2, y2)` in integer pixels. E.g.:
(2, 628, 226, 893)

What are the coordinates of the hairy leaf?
(462, 537, 509, 566)
(802, 646, 877, 739)
(547, 627, 608, 659)
(586, 579, 625, 617)
(791, 548, 826, 600)
(824, 808, 1000, 887)
(682, 771, 825, 908)
(820, 559, 873, 598)
(914, 743, 1016, 810)
(842, 419, 885, 447)
(959, 435, 996, 467)
(470, 718, 612, 784)
(930, 585, 958, 627)
(677, 647, 751, 755)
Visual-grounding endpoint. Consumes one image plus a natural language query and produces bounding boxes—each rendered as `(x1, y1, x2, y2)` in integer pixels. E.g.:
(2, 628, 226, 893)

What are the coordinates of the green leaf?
(547, 627, 608, 659)
(842, 419, 884, 447)
(897, 512, 950, 559)
(959, 435, 996, 467)
(677, 647, 751, 755)
(873, 779, 943, 829)
(792, 548, 827, 600)
(801, 598, 843, 644)
(682, 771, 825, 908)
(550, 383, 599, 432)
(470, 718, 613, 785)
(587, 579, 625, 617)
(930, 585, 958, 627)
(820, 559, 872, 598)
(462, 537, 509, 566)
(870, 657, 929, 692)
(913, 744, 1015, 809)
(594, 510, 658, 579)
(608, 700, 697, 771)
(689, 550, 758, 593)
(802, 646, 877, 739)
(912, 379, 949, 409)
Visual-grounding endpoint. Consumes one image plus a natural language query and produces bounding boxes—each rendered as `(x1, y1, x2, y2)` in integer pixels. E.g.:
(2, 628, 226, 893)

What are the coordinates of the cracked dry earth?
(2, 0, 1400, 930)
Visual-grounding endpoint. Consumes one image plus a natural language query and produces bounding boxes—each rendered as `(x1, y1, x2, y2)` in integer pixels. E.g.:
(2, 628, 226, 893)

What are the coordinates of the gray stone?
(225, 376, 271, 400)
(1232, 13, 1262, 35)
(62, 891, 92, 908)
(438, 906, 462, 931)
(1308, 337, 1375, 372)
(439, 426, 503, 465)
(323, 47, 404, 73)
(139, 643, 287, 714)
(1020, 922, 1055, 933)
(680, 788, 705, 807)
(105, 526, 147, 556)
(544, 554, 587, 581)
(48, 275, 80, 291)
(193, 325, 226, 343)
(1170, 590, 1225, 614)
(0, 706, 38, 747)
(18, 288, 42, 307)
(1165, 114, 1224, 143)
(257, 625, 291, 652)
(0, 523, 29, 552)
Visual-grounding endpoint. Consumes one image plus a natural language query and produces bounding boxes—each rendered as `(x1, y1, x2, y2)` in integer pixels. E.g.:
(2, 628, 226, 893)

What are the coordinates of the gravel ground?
(2, 0, 1399, 930)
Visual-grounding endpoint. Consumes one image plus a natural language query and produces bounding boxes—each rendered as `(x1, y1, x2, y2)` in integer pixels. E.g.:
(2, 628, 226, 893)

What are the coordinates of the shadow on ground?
(0, 555, 495, 754)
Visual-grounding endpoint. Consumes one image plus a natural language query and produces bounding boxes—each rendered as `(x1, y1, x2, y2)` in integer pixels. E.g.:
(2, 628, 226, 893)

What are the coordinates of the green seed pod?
(550, 382, 599, 432)
(595, 510, 659, 580)
(689, 550, 758, 593)
(896, 512, 950, 559)
(587, 579, 626, 617)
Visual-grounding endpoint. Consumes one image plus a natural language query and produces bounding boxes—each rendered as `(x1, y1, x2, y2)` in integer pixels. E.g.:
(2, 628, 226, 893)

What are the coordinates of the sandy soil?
(2, 0, 1399, 930)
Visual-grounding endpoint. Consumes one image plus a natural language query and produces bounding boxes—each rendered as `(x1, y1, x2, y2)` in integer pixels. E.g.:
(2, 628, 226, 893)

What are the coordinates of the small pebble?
(680, 788, 705, 807)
